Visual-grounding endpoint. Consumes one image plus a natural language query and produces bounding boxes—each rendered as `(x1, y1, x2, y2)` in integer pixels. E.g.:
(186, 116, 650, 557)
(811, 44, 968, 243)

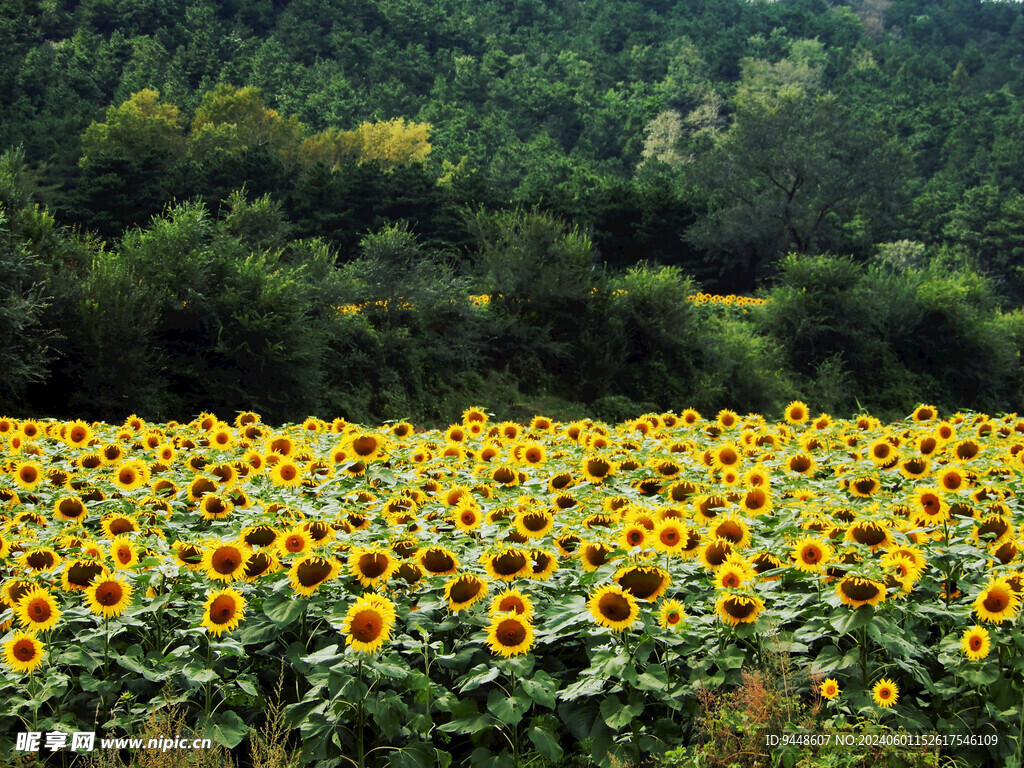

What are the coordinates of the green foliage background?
(2, 0, 1024, 423)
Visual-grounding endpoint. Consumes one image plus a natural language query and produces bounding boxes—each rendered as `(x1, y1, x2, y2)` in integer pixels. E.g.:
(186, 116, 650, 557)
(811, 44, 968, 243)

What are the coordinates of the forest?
(2, 0, 1024, 424)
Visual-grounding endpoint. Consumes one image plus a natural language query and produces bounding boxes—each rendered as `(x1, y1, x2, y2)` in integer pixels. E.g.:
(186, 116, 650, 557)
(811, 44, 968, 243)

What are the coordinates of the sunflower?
(202, 542, 250, 583)
(486, 612, 534, 657)
(652, 518, 689, 555)
(61, 558, 109, 592)
(714, 560, 753, 590)
(587, 584, 640, 632)
(243, 551, 280, 582)
(784, 401, 809, 425)
(489, 588, 534, 620)
(3, 631, 45, 674)
(836, 576, 887, 609)
(289, 555, 338, 596)
(482, 548, 531, 580)
(349, 433, 387, 462)
(871, 679, 898, 708)
(269, 459, 304, 487)
(912, 487, 949, 526)
(342, 593, 396, 654)
(85, 576, 133, 618)
(419, 546, 459, 576)
(111, 460, 150, 492)
(109, 536, 139, 569)
(444, 574, 489, 611)
(348, 547, 398, 588)
(15, 587, 62, 632)
(278, 527, 311, 557)
(201, 587, 246, 637)
(12, 460, 44, 491)
(847, 476, 879, 498)
(715, 592, 764, 626)
(527, 549, 558, 580)
(514, 509, 554, 539)
(960, 625, 991, 661)
(845, 521, 890, 551)
(699, 539, 734, 570)
(657, 599, 686, 631)
(19, 547, 61, 573)
(819, 678, 840, 700)
(614, 565, 671, 602)
(53, 495, 88, 523)
(65, 420, 93, 448)
(710, 515, 752, 549)
(581, 455, 616, 484)
(973, 578, 1019, 624)
(785, 454, 817, 476)
(618, 523, 648, 551)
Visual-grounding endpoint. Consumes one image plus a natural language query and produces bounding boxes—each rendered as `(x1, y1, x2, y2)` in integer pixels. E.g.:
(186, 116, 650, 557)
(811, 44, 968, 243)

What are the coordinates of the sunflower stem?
(204, 636, 213, 721)
(859, 625, 868, 688)
(356, 656, 365, 768)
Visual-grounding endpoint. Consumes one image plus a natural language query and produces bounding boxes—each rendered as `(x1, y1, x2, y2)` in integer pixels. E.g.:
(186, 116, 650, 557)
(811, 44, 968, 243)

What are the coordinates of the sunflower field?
(1, 405, 1024, 768)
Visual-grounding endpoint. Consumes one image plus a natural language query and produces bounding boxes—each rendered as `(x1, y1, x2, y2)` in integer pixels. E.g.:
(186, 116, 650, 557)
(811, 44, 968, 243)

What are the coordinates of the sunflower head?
(489, 588, 534, 620)
(3, 631, 45, 674)
(614, 565, 671, 602)
(587, 584, 639, 633)
(715, 592, 764, 626)
(657, 599, 686, 631)
(444, 574, 489, 611)
(871, 678, 898, 708)
(85, 576, 134, 618)
(201, 588, 246, 637)
(486, 612, 534, 657)
(960, 625, 991, 661)
(289, 555, 339, 596)
(342, 594, 396, 654)
(819, 678, 840, 700)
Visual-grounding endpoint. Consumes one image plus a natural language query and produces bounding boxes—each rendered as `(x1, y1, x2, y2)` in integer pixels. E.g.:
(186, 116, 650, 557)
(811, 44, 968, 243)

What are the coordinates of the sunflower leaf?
(528, 724, 563, 761)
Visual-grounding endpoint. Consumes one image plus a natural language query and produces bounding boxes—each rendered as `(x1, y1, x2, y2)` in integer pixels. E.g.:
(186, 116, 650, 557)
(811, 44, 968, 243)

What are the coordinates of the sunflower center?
(97, 583, 124, 605)
(598, 593, 631, 621)
(213, 549, 241, 573)
(724, 598, 756, 619)
(358, 554, 389, 579)
(983, 589, 1009, 612)
(14, 640, 37, 661)
(970, 636, 983, 651)
(450, 578, 483, 604)
(350, 610, 383, 642)
(496, 618, 527, 646)
(492, 551, 527, 575)
(210, 596, 238, 625)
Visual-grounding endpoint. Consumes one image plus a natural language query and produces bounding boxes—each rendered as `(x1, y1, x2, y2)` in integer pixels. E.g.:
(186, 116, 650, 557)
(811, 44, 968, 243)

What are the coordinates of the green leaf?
(437, 713, 492, 735)
(458, 663, 501, 692)
(487, 687, 528, 726)
(528, 725, 563, 762)
(264, 595, 306, 626)
(830, 606, 874, 634)
(636, 664, 668, 690)
(202, 710, 249, 748)
(520, 673, 559, 709)
(599, 695, 643, 730)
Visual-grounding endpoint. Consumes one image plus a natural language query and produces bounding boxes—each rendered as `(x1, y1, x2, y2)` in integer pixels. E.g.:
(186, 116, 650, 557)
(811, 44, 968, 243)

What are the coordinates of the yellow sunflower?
(819, 678, 840, 700)
(12, 460, 44, 491)
(657, 599, 686, 631)
(15, 587, 62, 632)
(960, 625, 991, 661)
(201, 587, 246, 637)
(269, 459, 304, 487)
(485, 612, 534, 657)
(784, 401, 809, 425)
(85, 576, 133, 618)
(348, 547, 398, 588)
(871, 678, 898, 708)
(289, 555, 338, 596)
(715, 592, 764, 626)
(342, 593, 396, 654)
(444, 574, 489, 611)
(202, 542, 250, 583)
(836, 576, 887, 609)
(3, 631, 45, 674)
(109, 536, 139, 570)
(587, 584, 640, 632)
(614, 565, 671, 602)
(489, 588, 534, 620)
(973, 578, 1019, 624)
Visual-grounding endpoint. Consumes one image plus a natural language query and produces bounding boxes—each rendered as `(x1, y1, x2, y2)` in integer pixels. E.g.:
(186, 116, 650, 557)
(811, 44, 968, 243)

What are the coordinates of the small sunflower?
(444, 574, 489, 611)
(109, 536, 139, 570)
(819, 678, 840, 700)
(715, 592, 764, 626)
(201, 587, 246, 637)
(973, 578, 1019, 624)
(489, 588, 534, 620)
(289, 555, 338, 596)
(269, 459, 304, 487)
(342, 593, 396, 653)
(202, 542, 250, 583)
(960, 625, 991, 661)
(871, 678, 898, 708)
(485, 612, 534, 657)
(614, 565, 671, 602)
(348, 547, 398, 588)
(587, 584, 640, 633)
(85, 576, 133, 618)
(657, 599, 686, 631)
(12, 460, 44, 490)
(3, 631, 45, 674)
(836, 576, 887, 609)
(15, 587, 62, 632)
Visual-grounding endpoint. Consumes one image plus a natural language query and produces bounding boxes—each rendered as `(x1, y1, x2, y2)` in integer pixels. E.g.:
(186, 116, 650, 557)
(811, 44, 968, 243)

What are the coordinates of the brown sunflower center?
(350, 609, 383, 642)
(96, 582, 124, 606)
(496, 618, 527, 646)
(598, 592, 631, 622)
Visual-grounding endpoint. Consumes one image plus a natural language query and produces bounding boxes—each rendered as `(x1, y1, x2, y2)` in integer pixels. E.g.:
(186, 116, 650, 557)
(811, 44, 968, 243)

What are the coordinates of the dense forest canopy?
(2, 0, 1024, 424)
